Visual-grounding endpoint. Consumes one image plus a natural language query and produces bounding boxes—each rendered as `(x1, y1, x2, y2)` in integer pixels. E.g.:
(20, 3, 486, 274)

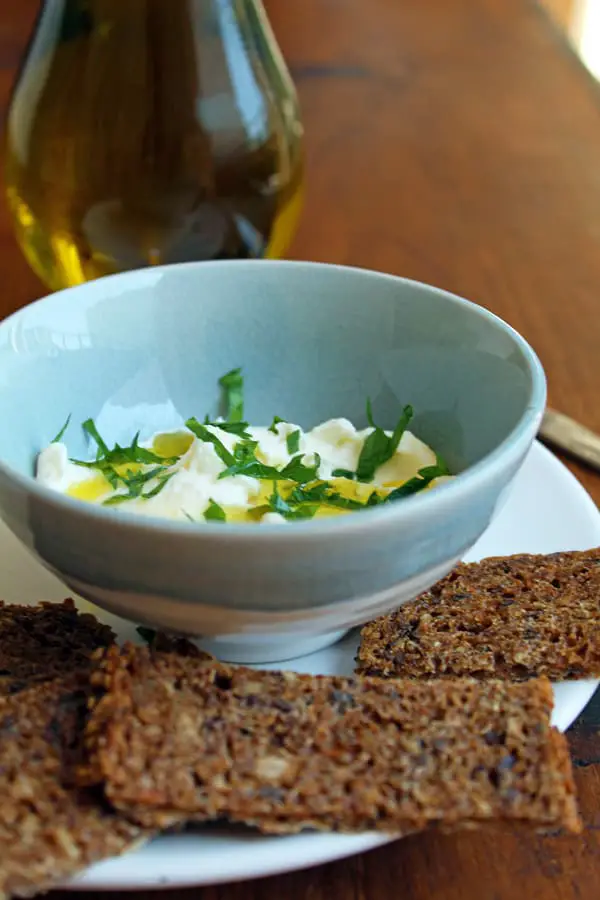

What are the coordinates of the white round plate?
(2, 441, 598, 890)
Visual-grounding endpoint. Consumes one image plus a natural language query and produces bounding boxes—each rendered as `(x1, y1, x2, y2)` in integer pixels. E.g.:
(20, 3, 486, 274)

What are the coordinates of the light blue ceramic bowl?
(0, 261, 545, 662)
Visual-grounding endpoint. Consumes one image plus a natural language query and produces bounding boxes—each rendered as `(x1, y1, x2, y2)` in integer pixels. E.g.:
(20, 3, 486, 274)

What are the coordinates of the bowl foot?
(197, 630, 348, 664)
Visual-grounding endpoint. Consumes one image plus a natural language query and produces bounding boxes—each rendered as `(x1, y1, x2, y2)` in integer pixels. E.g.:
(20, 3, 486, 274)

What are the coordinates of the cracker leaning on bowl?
(356, 548, 600, 681)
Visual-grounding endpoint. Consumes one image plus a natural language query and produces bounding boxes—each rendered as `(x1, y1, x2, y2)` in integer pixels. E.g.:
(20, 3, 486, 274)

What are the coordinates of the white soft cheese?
(36, 418, 447, 523)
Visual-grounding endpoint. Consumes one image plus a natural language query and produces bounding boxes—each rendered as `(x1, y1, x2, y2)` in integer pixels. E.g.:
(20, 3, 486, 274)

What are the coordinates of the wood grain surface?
(0, 1, 599, 899)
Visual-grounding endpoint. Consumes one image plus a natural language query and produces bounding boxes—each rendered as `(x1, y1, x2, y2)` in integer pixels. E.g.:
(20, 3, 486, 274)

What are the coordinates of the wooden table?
(1, 1, 599, 898)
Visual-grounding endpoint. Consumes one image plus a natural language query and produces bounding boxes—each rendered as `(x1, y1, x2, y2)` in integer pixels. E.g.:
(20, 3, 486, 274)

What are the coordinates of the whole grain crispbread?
(81, 644, 581, 835)
(0, 599, 115, 695)
(356, 548, 600, 681)
(0, 676, 148, 900)
(135, 627, 214, 660)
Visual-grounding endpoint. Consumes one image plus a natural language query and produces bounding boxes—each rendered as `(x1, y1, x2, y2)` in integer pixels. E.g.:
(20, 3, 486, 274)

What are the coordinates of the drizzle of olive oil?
(64, 443, 416, 521)
(218, 478, 389, 523)
(152, 432, 193, 458)
(68, 473, 112, 502)
(67, 461, 145, 503)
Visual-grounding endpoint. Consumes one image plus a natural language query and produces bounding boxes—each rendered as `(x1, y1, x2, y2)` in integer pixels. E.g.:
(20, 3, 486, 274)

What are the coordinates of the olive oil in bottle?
(5, 0, 304, 290)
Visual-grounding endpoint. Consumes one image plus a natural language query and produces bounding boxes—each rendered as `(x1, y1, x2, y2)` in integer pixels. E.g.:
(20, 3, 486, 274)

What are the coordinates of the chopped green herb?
(51, 414, 71, 444)
(268, 415, 285, 434)
(186, 417, 235, 467)
(219, 443, 320, 484)
(72, 420, 182, 498)
(204, 499, 226, 522)
(262, 484, 319, 520)
(384, 475, 430, 501)
(219, 368, 244, 423)
(288, 482, 330, 504)
(434, 453, 450, 476)
(286, 429, 301, 455)
(331, 468, 356, 480)
(142, 471, 175, 499)
(55, 373, 446, 521)
(219, 457, 283, 481)
(288, 481, 369, 512)
(82, 418, 110, 460)
(233, 439, 259, 462)
(102, 493, 134, 506)
(74, 425, 178, 469)
(203, 420, 252, 439)
(267, 483, 291, 517)
(355, 401, 413, 482)
(355, 427, 389, 482)
(321, 492, 365, 511)
(102, 467, 174, 505)
(279, 453, 320, 483)
(389, 405, 414, 455)
(385, 456, 449, 503)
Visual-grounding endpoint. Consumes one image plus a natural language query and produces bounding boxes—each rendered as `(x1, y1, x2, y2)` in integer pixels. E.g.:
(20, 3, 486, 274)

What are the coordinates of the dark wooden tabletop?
(1, 0, 600, 898)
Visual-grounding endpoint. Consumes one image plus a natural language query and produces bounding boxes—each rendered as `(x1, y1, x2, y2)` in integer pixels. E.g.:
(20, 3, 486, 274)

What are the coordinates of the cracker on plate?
(0, 675, 149, 900)
(357, 548, 600, 681)
(81, 644, 581, 836)
(0, 599, 115, 695)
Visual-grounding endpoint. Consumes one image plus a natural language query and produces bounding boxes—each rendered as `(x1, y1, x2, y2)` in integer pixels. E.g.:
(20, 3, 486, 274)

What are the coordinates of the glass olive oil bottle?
(5, 0, 304, 290)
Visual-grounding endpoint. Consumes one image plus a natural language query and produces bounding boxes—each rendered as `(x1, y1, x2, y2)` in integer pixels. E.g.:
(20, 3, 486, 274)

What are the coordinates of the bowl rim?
(0, 259, 547, 542)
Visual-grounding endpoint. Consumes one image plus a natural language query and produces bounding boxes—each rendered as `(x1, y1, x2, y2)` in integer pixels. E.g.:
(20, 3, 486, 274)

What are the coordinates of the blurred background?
(546, 0, 600, 77)
(0, 0, 599, 309)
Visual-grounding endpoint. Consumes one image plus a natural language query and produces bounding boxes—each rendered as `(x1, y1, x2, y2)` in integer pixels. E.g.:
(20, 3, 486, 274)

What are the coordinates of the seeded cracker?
(356, 548, 600, 681)
(0, 599, 115, 695)
(0, 676, 148, 900)
(135, 626, 214, 659)
(81, 645, 581, 835)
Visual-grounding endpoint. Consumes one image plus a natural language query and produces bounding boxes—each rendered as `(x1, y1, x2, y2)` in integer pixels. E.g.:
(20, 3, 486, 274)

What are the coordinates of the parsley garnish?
(286, 429, 301, 454)
(55, 374, 448, 520)
(219, 368, 244, 423)
(204, 499, 226, 522)
(141, 472, 175, 499)
(355, 400, 413, 482)
(82, 418, 110, 460)
(202, 417, 252, 439)
(186, 418, 235, 467)
(70, 420, 181, 498)
(215, 421, 251, 438)
(76, 422, 177, 468)
(255, 483, 320, 521)
(218, 455, 282, 482)
(279, 453, 320, 483)
(385, 455, 449, 502)
(287, 482, 330, 504)
(331, 468, 356, 480)
(218, 442, 321, 484)
(102, 468, 174, 505)
(267, 483, 292, 517)
(251, 479, 359, 521)
(268, 415, 285, 434)
(51, 414, 71, 444)
(288, 481, 378, 512)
